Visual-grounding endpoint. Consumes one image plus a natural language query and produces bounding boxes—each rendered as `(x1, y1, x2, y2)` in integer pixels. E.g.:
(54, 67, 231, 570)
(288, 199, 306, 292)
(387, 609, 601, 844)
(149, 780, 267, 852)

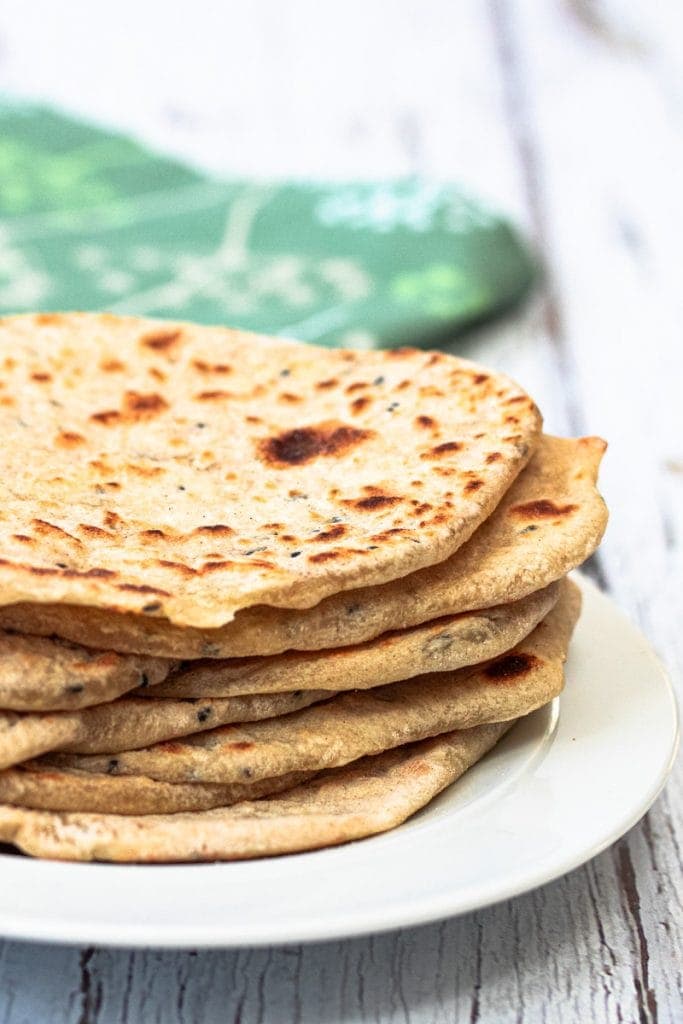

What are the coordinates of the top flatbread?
(0, 313, 540, 627)
(0, 435, 605, 657)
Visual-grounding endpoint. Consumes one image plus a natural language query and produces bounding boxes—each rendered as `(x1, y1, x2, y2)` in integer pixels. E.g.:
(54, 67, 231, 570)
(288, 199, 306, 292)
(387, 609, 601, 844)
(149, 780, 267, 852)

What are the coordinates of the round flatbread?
(0, 313, 540, 627)
(0, 722, 513, 861)
(0, 435, 605, 658)
(0, 630, 173, 712)
(0, 763, 315, 815)
(0, 690, 330, 772)
(146, 584, 559, 699)
(55, 580, 579, 786)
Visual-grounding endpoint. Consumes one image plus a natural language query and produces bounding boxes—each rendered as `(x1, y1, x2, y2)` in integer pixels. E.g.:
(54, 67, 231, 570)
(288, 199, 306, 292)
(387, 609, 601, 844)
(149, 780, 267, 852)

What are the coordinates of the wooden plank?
(488, 2, 683, 1022)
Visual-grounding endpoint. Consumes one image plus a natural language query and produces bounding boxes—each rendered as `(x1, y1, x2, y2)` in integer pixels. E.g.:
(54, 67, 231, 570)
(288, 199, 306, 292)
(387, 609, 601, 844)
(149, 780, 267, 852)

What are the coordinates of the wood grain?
(0, 0, 681, 1021)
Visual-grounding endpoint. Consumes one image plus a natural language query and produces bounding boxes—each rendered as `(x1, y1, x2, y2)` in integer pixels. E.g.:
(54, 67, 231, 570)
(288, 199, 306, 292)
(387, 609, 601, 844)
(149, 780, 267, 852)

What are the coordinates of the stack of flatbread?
(0, 314, 607, 862)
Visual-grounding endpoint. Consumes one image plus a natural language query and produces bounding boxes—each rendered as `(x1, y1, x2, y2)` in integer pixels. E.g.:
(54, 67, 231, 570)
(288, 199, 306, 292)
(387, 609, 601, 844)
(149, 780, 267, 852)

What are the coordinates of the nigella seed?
(290, 550, 302, 558)
(65, 683, 85, 694)
(142, 602, 162, 613)
(197, 707, 213, 723)
(139, 672, 150, 688)
(195, 422, 206, 429)
(373, 376, 385, 386)
(107, 759, 119, 774)
(280, 368, 291, 377)
(387, 402, 400, 412)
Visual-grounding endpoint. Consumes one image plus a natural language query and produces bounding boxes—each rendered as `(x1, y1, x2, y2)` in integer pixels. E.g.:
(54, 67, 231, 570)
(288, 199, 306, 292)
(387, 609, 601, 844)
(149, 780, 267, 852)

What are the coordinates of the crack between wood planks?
(391, 936, 411, 1024)
(78, 946, 103, 1024)
(469, 919, 483, 1024)
(658, 794, 683, 872)
(510, 901, 527, 1024)
(640, 814, 661, 876)
(488, 0, 585, 436)
(228, 950, 248, 1024)
(175, 961, 189, 1023)
(615, 840, 660, 1024)
(355, 942, 367, 1021)
(290, 945, 303, 1024)
(435, 920, 448, 1013)
(586, 861, 618, 1016)
(118, 951, 135, 1024)
(256, 947, 272, 1024)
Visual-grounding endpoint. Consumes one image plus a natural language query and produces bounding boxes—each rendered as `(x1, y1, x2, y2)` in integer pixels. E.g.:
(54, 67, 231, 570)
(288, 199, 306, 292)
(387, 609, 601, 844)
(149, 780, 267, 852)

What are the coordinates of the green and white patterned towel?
(0, 102, 534, 348)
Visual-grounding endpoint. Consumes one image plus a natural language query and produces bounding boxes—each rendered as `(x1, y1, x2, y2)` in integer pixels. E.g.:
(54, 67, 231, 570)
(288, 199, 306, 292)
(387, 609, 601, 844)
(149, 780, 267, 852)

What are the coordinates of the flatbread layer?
(0, 721, 513, 861)
(0, 436, 604, 658)
(0, 763, 315, 815)
(55, 580, 579, 786)
(0, 630, 173, 712)
(0, 312, 540, 627)
(148, 583, 559, 699)
(0, 690, 330, 771)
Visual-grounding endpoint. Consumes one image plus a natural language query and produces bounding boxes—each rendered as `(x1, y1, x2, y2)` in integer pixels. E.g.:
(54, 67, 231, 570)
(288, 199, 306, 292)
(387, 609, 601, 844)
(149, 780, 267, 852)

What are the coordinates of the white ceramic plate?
(0, 576, 678, 948)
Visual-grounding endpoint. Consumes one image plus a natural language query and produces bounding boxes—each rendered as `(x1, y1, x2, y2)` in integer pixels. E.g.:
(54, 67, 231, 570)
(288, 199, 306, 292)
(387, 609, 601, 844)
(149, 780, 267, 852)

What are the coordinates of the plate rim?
(0, 575, 678, 948)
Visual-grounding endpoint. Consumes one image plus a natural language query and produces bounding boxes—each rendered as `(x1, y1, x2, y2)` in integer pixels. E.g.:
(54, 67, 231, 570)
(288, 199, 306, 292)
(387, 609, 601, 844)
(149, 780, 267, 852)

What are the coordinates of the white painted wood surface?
(0, 1, 681, 1020)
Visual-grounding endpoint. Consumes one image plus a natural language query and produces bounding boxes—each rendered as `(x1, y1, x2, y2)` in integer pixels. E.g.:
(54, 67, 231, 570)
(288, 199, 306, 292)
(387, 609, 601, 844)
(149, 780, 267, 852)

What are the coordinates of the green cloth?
(0, 102, 534, 348)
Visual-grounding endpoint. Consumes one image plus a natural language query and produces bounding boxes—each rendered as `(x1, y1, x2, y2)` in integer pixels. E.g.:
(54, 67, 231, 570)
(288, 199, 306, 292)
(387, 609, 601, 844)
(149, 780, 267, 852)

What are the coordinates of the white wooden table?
(0, 2, 681, 1020)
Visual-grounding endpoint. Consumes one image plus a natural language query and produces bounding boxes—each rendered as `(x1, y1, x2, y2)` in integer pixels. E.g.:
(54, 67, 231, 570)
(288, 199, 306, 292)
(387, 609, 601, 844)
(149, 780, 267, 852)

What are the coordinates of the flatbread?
(0, 690, 329, 771)
(147, 583, 559, 699)
(0, 630, 173, 712)
(0, 312, 540, 627)
(58, 580, 579, 786)
(0, 436, 603, 657)
(0, 763, 315, 815)
(0, 721, 513, 861)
